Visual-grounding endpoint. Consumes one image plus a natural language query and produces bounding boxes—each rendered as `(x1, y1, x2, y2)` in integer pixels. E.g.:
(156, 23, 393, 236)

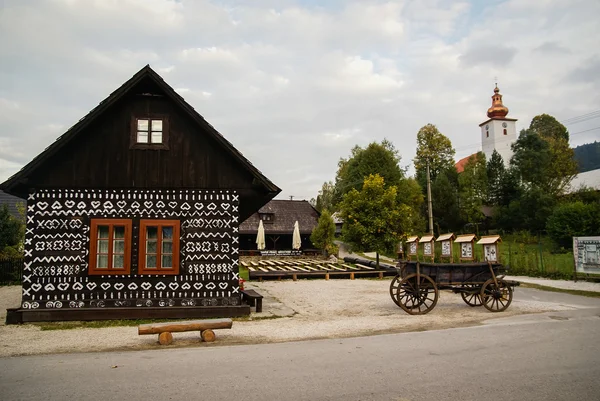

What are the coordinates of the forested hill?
(573, 141, 600, 173)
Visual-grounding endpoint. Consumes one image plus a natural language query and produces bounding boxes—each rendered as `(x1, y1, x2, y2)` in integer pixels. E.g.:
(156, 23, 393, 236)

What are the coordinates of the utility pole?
(427, 160, 434, 235)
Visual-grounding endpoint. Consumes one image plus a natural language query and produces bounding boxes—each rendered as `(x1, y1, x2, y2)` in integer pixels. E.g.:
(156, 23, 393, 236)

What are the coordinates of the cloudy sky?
(1, 0, 599, 200)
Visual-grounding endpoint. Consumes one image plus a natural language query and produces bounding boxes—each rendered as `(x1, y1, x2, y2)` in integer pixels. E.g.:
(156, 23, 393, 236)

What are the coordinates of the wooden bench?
(138, 318, 233, 345)
(241, 289, 263, 313)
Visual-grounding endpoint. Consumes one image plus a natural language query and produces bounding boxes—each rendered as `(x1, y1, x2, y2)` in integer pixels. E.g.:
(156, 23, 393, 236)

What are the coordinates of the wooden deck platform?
(243, 259, 396, 280)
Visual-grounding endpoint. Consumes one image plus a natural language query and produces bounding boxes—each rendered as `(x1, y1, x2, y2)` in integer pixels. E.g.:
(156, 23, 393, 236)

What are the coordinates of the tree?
(310, 210, 337, 255)
(0, 204, 23, 257)
(431, 169, 462, 233)
(395, 177, 426, 233)
(458, 152, 487, 225)
(339, 174, 412, 267)
(311, 181, 336, 213)
(333, 139, 404, 205)
(512, 115, 577, 196)
(413, 124, 456, 188)
(573, 141, 600, 173)
(546, 201, 600, 249)
(486, 150, 505, 206)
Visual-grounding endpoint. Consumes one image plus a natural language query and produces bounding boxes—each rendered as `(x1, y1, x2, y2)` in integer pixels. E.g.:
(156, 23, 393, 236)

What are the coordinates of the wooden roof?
(406, 236, 419, 243)
(419, 235, 435, 243)
(476, 235, 502, 245)
(0, 65, 280, 204)
(436, 233, 455, 242)
(239, 200, 320, 235)
(455, 234, 476, 243)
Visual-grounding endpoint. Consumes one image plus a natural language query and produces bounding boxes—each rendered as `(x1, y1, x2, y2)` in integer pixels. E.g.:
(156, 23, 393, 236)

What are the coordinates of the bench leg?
(256, 298, 263, 313)
(159, 332, 173, 345)
(201, 329, 216, 342)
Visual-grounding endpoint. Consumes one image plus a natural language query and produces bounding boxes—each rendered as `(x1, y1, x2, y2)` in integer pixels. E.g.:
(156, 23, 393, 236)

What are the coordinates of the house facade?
(1, 66, 280, 323)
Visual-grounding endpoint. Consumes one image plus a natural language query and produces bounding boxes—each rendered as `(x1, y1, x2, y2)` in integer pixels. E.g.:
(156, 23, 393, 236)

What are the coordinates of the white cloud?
(1, 0, 599, 201)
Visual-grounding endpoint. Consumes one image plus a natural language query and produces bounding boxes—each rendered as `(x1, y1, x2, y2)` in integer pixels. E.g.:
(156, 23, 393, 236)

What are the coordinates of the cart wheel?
(395, 273, 438, 315)
(389, 275, 402, 307)
(460, 286, 484, 307)
(480, 278, 513, 312)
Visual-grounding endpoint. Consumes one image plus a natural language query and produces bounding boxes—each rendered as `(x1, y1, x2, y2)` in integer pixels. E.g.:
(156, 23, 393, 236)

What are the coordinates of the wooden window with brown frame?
(89, 219, 132, 275)
(139, 220, 180, 275)
(130, 115, 170, 150)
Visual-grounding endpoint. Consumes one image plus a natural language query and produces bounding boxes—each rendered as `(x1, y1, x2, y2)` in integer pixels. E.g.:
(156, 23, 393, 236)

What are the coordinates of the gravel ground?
(0, 278, 581, 357)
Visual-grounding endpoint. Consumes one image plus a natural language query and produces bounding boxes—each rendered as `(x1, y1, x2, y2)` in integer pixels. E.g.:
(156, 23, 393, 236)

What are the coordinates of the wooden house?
(238, 200, 319, 253)
(1, 65, 280, 323)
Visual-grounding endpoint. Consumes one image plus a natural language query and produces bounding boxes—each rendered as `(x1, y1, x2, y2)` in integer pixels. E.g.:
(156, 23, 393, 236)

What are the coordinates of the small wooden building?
(238, 200, 319, 253)
(436, 233, 455, 261)
(406, 236, 419, 260)
(419, 234, 435, 262)
(477, 235, 502, 263)
(1, 65, 280, 323)
(455, 234, 476, 262)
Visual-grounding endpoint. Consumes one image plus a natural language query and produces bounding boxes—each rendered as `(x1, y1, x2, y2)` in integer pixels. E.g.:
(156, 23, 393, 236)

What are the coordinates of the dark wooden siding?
(30, 79, 257, 191)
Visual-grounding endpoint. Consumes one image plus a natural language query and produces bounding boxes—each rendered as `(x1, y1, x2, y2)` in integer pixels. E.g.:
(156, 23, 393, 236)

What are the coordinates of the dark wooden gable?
(1, 66, 280, 221)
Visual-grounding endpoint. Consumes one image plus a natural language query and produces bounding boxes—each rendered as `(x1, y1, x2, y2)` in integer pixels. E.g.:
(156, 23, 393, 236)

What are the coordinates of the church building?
(456, 85, 517, 172)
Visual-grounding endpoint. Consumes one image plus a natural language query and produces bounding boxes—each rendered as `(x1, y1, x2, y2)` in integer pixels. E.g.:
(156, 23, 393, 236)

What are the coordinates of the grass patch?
(520, 282, 600, 298)
(239, 266, 249, 281)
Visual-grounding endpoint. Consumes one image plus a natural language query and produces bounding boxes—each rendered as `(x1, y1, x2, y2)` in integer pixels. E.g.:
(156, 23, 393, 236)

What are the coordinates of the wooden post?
(325, 273, 329, 280)
(201, 329, 216, 342)
(292, 273, 297, 281)
(378, 271, 383, 279)
(350, 272, 354, 280)
(158, 332, 173, 345)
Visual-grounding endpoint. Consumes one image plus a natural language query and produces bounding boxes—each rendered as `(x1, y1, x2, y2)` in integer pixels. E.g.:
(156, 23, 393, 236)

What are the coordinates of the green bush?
(546, 201, 600, 249)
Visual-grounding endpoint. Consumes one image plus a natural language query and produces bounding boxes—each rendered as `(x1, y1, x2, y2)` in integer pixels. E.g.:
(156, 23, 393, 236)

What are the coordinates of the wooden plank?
(342, 263, 359, 270)
(240, 261, 249, 267)
(327, 264, 345, 271)
(139, 318, 233, 335)
(250, 261, 260, 267)
(257, 266, 270, 272)
(247, 266, 257, 272)
(356, 263, 375, 270)
(314, 264, 329, 271)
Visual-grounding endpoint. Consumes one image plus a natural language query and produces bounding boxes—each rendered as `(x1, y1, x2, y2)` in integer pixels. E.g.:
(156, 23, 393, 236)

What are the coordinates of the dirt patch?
(0, 279, 571, 357)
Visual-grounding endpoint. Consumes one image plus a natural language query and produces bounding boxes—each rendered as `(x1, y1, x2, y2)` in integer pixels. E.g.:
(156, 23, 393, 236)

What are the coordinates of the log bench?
(241, 289, 263, 313)
(138, 318, 233, 345)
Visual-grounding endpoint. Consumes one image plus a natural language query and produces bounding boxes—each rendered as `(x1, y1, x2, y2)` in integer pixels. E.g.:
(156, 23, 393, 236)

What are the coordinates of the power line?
(561, 109, 600, 124)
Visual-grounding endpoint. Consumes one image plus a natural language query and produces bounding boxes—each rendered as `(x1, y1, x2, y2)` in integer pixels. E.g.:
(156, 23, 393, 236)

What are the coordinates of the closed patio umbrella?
(292, 221, 301, 250)
(256, 220, 266, 250)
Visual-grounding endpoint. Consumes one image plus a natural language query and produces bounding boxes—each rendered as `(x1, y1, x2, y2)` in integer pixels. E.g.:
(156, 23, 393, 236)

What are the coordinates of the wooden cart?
(389, 261, 519, 315)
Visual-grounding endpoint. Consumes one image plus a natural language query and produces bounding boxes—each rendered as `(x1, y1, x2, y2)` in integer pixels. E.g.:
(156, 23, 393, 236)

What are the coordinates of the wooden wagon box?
(397, 261, 506, 286)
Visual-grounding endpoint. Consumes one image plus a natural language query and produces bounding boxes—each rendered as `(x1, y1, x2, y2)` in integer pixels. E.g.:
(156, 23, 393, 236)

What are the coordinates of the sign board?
(573, 236, 600, 274)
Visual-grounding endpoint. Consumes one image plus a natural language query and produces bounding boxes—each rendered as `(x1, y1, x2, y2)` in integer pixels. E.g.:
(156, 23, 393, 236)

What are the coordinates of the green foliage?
(573, 141, 600, 173)
(311, 181, 336, 213)
(310, 210, 336, 253)
(0, 204, 24, 257)
(413, 123, 456, 189)
(546, 201, 600, 248)
(395, 176, 426, 233)
(431, 168, 462, 233)
(486, 150, 505, 205)
(339, 174, 411, 254)
(512, 115, 577, 196)
(496, 187, 557, 232)
(333, 139, 404, 205)
(458, 152, 487, 224)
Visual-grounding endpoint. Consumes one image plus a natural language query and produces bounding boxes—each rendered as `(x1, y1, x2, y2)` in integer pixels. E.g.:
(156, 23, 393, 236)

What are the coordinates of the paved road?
(1, 290, 600, 401)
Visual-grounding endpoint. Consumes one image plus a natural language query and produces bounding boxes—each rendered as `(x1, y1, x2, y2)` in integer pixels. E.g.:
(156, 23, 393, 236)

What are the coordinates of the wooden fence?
(0, 257, 23, 285)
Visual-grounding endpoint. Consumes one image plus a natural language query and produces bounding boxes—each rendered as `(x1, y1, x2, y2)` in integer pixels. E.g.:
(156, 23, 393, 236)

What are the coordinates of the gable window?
(130, 116, 169, 150)
(260, 213, 274, 223)
(89, 219, 132, 275)
(139, 220, 180, 275)
(137, 119, 163, 144)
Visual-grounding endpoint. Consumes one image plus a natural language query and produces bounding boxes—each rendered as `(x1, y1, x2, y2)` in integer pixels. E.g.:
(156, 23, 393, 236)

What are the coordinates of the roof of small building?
(436, 233, 455, 242)
(567, 168, 600, 193)
(406, 236, 419, 243)
(455, 234, 476, 243)
(239, 200, 320, 235)
(419, 235, 435, 243)
(455, 153, 476, 173)
(0, 190, 24, 219)
(476, 235, 502, 245)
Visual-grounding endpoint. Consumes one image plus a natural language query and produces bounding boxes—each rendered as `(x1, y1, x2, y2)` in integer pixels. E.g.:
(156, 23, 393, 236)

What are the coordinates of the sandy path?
(0, 279, 571, 357)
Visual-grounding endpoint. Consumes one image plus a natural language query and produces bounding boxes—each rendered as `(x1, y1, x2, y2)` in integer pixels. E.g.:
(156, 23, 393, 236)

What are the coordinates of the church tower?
(478, 85, 517, 166)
